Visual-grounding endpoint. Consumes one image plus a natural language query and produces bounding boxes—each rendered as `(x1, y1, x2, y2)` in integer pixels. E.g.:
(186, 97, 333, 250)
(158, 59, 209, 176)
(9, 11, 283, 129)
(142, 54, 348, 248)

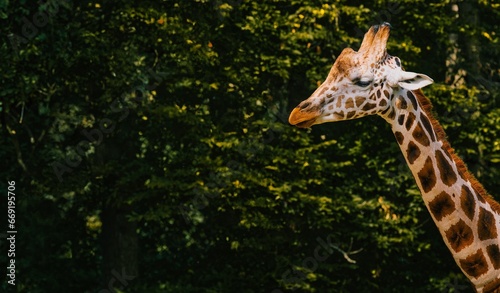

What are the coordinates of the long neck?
(387, 89, 500, 293)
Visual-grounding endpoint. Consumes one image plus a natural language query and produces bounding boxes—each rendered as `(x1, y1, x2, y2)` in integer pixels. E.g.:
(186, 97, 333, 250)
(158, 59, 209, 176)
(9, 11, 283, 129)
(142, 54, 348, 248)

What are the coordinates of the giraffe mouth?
(288, 107, 320, 128)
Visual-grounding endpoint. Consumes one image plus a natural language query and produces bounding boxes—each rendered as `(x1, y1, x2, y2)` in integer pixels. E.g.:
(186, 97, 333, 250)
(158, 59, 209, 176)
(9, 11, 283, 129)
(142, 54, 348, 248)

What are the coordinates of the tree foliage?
(1, 0, 499, 292)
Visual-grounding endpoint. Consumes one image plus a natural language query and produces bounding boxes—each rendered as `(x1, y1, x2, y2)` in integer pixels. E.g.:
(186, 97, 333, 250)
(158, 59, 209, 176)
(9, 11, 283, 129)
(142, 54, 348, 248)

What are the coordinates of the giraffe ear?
(398, 72, 434, 90)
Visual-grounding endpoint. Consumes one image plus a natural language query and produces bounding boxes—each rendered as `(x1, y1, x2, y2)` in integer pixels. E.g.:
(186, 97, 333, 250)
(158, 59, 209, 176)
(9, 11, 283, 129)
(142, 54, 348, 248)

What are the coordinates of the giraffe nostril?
(298, 101, 311, 110)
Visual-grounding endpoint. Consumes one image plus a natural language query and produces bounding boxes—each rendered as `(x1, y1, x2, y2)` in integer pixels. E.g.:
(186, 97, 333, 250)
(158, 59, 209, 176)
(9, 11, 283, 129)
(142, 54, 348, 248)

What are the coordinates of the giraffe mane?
(413, 89, 500, 214)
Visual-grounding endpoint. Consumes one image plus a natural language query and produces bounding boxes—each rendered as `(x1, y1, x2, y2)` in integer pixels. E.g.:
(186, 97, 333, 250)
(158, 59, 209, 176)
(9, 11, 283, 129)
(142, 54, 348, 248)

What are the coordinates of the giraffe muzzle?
(288, 107, 320, 128)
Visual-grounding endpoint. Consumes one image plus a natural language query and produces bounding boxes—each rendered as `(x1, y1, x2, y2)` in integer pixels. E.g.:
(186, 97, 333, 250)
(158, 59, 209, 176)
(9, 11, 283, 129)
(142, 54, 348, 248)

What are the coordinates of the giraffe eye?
(353, 79, 372, 88)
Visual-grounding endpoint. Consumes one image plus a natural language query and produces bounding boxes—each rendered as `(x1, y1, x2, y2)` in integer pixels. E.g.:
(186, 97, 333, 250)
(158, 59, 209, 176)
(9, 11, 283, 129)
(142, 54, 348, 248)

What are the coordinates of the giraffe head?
(289, 23, 434, 128)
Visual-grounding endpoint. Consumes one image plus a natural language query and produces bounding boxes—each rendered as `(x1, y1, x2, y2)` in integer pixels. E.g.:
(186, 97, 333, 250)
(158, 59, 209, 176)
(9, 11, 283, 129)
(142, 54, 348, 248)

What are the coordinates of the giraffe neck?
(386, 89, 500, 292)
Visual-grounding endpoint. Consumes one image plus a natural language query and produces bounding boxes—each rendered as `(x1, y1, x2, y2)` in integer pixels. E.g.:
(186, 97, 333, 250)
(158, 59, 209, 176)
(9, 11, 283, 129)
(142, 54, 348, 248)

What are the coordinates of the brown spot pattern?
(336, 96, 343, 108)
(346, 111, 356, 119)
(405, 112, 416, 131)
(362, 103, 376, 111)
(486, 245, 500, 269)
(420, 114, 436, 141)
(398, 115, 405, 126)
(460, 185, 476, 221)
(379, 99, 387, 107)
(418, 157, 437, 193)
(446, 219, 474, 253)
(318, 86, 328, 96)
(344, 98, 354, 109)
(484, 278, 500, 293)
(459, 249, 489, 278)
(398, 97, 408, 109)
(333, 111, 345, 119)
(478, 207, 497, 240)
(394, 131, 404, 145)
(435, 150, 457, 186)
(387, 108, 396, 120)
(407, 91, 417, 109)
(319, 99, 327, 109)
(476, 192, 487, 204)
(413, 122, 431, 146)
(406, 141, 421, 164)
(429, 191, 455, 221)
(355, 96, 365, 107)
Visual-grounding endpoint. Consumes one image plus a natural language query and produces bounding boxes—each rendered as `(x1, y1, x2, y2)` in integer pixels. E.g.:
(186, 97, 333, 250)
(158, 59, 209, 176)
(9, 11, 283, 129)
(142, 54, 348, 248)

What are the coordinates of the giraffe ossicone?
(289, 23, 500, 293)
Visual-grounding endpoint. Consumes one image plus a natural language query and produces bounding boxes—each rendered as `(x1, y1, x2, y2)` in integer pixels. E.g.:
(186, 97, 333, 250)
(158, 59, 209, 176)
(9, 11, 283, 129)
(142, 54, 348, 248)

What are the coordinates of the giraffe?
(288, 23, 500, 293)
